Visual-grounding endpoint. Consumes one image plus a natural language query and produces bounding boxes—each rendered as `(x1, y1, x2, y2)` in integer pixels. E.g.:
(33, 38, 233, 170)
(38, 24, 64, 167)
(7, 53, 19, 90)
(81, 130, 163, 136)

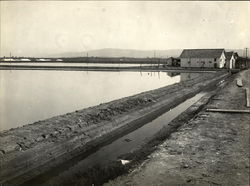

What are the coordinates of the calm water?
(0, 70, 180, 131)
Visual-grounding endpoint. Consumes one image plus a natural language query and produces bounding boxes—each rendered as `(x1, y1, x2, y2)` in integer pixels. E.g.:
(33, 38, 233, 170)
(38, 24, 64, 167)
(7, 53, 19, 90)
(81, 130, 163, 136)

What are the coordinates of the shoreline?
(0, 64, 235, 73)
(0, 71, 229, 184)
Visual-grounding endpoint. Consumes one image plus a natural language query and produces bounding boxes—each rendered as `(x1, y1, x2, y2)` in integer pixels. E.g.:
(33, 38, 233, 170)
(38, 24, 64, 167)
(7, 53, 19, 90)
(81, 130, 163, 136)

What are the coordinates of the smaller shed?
(235, 57, 250, 69)
(225, 52, 236, 69)
(164, 57, 180, 67)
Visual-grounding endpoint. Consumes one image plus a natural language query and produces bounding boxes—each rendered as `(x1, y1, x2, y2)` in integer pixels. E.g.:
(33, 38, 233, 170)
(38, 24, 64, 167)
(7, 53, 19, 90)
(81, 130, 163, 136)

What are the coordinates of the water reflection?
(0, 70, 180, 131)
(167, 72, 180, 77)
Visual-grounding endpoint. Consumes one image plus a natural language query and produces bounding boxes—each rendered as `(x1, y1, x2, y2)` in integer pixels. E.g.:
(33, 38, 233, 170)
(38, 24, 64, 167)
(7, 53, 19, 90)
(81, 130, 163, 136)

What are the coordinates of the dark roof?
(234, 52, 239, 57)
(180, 49, 224, 58)
(225, 51, 234, 59)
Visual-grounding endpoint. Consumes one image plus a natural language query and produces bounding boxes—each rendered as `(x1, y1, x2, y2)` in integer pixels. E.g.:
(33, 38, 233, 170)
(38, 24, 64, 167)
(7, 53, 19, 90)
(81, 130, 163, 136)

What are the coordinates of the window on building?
(214, 58, 216, 62)
(209, 61, 212, 63)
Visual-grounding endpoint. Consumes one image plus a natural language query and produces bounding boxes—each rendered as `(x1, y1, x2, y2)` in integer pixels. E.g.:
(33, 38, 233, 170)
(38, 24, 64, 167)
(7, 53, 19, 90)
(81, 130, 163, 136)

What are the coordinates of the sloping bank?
(0, 71, 229, 184)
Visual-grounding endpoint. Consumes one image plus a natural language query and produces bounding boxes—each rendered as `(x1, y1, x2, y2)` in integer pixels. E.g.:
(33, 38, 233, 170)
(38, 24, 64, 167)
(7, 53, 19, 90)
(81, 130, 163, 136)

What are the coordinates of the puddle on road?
(26, 92, 206, 185)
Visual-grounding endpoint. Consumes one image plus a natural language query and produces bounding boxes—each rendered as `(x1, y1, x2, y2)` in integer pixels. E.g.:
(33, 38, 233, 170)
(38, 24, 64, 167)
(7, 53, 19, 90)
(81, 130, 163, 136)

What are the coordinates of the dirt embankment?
(106, 70, 250, 186)
(0, 71, 228, 184)
(43, 73, 233, 186)
(0, 64, 234, 73)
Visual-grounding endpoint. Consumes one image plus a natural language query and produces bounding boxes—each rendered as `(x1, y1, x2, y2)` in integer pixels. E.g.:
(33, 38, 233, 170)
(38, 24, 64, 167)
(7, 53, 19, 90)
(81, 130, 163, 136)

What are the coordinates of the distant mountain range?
(48, 48, 182, 58)
(48, 48, 246, 58)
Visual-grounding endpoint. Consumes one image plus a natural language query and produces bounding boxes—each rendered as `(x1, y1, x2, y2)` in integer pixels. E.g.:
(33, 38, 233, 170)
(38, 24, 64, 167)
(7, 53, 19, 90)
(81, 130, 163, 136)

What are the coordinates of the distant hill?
(47, 48, 246, 58)
(49, 48, 182, 58)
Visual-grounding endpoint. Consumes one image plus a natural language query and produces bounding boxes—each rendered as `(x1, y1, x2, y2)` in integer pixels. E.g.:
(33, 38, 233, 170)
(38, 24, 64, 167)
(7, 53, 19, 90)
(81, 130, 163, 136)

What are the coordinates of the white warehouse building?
(180, 49, 226, 68)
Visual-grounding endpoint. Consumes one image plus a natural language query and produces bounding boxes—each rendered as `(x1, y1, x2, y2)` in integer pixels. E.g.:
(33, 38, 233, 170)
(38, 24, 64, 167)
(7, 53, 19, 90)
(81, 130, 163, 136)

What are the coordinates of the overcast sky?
(1, 1, 249, 57)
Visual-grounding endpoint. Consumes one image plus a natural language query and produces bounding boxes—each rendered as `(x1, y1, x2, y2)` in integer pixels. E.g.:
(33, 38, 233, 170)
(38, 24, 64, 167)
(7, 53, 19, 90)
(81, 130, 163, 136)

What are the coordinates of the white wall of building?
(218, 52, 226, 68)
(231, 58, 236, 69)
(181, 53, 226, 68)
(227, 56, 236, 69)
(181, 57, 217, 68)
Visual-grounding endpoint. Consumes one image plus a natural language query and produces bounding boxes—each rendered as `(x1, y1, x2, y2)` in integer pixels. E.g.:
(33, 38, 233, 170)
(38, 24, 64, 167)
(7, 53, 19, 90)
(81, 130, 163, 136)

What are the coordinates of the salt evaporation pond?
(0, 62, 151, 67)
(0, 70, 180, 131)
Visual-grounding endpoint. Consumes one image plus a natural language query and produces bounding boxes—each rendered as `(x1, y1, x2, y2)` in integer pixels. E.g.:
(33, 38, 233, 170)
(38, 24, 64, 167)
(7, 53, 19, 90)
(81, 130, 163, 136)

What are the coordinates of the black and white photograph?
(0, 1, 249, 185)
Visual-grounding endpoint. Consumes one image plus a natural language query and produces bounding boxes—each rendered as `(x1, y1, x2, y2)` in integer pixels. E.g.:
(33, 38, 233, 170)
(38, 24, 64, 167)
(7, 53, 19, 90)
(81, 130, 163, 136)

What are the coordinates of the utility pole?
(151, 51, 155, 69)
(9, 52, 12, 63)
(86, 52, 89, 64)
(86, 52, 89, 73)
(245, 48, 248, 68)
(154, 50, 156, 67)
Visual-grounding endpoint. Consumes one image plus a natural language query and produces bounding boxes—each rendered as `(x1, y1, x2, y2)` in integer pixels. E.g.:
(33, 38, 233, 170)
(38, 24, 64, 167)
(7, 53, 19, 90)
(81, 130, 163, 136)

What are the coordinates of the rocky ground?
(106, 70, 250, 186)
(0, 71, 228, 184)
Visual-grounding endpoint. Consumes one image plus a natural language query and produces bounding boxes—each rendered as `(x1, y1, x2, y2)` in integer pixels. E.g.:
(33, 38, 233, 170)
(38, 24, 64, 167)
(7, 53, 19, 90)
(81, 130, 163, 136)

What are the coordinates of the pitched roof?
(225, 51, 234, 59)
(180, 49, 224, 58)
